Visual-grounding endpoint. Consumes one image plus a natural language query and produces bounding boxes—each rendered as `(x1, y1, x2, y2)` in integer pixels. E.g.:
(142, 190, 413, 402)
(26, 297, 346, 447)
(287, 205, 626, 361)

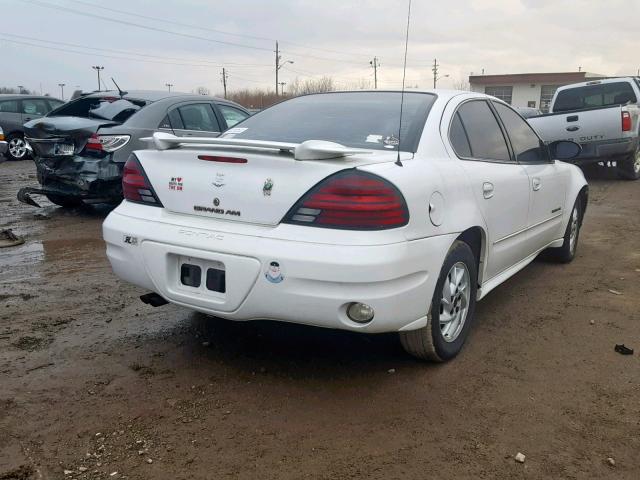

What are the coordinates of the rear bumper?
(0, 141, 7, 155)
(103, 206, 456, 333)
(574, 137, 637, 165)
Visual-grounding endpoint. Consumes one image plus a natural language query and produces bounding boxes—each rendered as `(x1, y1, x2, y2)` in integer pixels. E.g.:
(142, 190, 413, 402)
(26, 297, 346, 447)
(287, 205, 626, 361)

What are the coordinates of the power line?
(0, 31, 271, 67)
(65, 0, 372, 60)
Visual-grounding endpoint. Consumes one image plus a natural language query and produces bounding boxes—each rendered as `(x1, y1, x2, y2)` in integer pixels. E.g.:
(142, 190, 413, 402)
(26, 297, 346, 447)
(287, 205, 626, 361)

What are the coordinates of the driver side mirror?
(548, 140, 581, 160)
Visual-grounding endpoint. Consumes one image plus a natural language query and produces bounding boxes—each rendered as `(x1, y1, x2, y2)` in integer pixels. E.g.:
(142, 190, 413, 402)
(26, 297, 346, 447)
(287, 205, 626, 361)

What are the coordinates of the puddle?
(0, 241, 44, 270)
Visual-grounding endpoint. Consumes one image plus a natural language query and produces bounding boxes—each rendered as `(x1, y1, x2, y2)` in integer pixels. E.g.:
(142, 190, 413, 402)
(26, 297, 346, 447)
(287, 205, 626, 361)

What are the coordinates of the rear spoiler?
(141, 132, 371, 161)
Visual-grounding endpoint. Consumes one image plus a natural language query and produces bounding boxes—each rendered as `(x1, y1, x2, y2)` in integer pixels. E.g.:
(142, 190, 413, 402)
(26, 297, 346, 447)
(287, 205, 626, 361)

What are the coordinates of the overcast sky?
(1, 0, 638, 99)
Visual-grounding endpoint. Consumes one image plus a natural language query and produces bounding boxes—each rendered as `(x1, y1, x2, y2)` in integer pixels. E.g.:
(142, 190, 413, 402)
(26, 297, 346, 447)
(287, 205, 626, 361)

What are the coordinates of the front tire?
(400, 240, 478, 362)
(546, 198, 582, 263)
(6, 134, 28, 161)
(617, 144, 640, 180)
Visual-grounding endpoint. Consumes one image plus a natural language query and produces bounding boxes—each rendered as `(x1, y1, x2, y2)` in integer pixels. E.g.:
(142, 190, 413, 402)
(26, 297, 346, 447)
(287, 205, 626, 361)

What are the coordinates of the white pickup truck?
(528, 77, 640, 179)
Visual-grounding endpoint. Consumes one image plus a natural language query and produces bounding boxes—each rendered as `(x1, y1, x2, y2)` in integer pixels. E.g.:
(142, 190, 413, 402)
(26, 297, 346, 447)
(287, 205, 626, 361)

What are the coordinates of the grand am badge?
(263, 178, 274, 196)
(169, 177, 183, 191)
(265, 261, 284, 283)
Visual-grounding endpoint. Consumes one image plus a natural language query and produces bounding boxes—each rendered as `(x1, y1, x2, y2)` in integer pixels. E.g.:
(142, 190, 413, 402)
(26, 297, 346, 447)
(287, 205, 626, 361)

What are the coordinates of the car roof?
(81, 90, 227, 103)
(0, 94, 64, 101)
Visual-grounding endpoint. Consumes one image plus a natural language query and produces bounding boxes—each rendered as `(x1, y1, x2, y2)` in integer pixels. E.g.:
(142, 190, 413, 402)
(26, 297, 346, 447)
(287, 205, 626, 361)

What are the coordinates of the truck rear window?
(48, 96, 147, 123)
(554, 82, 637, 112)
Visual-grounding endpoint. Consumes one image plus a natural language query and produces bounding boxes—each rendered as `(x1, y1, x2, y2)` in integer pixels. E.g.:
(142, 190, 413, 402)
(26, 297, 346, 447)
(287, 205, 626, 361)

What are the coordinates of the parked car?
(0, 94, 65, 161)
(19, 90, 250, 207)
(515, 106, 542, 118)
(0, 126, 7, 157)
(528, 77, 640, 179)
(103, 90, 587, 362)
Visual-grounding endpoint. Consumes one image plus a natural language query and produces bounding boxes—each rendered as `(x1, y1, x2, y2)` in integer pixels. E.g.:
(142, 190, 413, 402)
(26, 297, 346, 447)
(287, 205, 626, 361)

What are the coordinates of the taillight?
(622, 111, 632, 132)
(122, 154, 162, 206)
(85, 134, 130, 152)
(283, 170, 409, 230)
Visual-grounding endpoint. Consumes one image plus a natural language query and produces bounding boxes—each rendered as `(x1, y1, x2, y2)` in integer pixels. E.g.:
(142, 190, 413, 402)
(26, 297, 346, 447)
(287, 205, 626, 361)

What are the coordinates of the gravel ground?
(1, 159, 639, 480)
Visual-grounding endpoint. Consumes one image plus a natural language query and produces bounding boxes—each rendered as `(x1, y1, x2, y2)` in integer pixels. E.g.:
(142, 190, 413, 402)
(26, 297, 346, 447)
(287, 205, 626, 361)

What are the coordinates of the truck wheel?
(399, 240, 478, 362)
(46, 194, 83, 208)
(546, 198, 582, 263)
(617, 145, 640, 180)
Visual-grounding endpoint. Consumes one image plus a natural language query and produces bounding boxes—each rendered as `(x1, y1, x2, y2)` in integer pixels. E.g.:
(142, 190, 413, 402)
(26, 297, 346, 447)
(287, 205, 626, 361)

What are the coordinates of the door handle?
(24, 117, 32, 122)
(566, 125, 579, 132)
(482, 182, 494, 199)
(532, 177, 541, 191)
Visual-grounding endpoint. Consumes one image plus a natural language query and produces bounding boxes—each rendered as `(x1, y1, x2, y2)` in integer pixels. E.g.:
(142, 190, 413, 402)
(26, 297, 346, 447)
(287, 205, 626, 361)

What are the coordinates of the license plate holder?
(53, 143, 74, 156)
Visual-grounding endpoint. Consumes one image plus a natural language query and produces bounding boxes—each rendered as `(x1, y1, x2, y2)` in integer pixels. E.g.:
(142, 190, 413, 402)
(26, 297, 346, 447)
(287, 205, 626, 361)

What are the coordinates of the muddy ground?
(0, 158, 638, 480)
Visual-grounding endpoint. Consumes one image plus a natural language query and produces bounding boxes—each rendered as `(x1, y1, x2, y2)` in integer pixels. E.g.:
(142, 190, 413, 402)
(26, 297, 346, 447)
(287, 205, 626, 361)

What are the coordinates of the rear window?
(554, 81, 637, 112)
(223, 92, 436, 152)
(48, 96, 147, 123)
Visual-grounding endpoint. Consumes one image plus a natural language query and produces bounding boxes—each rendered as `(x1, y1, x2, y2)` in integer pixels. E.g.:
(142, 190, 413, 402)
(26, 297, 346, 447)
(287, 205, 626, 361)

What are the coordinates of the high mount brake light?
(122, 154, 162, 206)
(85, 133, 131, 152)
(622, 111, 632, 132)
(198, 155, 247, 163)
(283, 170, 409, 230)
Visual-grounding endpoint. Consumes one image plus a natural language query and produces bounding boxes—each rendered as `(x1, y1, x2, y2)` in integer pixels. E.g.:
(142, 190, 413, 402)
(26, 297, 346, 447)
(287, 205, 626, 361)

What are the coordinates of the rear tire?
(46, 194, 83, 208)
(617, 144, 640, 180)
(546, 197, 582, 263)
(6, 133, 28, 161)
(400, 240, 478, 362)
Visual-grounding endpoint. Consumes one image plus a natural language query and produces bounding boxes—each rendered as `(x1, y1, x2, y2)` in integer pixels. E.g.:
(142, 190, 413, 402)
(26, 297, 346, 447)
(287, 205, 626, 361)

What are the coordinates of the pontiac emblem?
(212, 172, 225, 188)
(263, 178, 274, 196)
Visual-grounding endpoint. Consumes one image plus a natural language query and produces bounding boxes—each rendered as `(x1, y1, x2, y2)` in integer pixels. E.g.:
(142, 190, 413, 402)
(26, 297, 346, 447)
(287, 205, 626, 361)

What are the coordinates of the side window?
(168, 109, 184, 130)
(177, 103, 220, 132)
(22, 99, 49, 115)
(449, 112, 472, 157)
(455, 101, 511, 162)
(218, 104, 249, 128)
(493, 102, 546, 163)
(0, 100, 19, 113)
(159, 115, 172, 129)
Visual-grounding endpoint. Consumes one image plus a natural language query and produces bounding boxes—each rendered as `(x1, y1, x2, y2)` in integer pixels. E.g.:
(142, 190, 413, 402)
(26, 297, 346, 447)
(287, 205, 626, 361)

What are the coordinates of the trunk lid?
(24, 116, 118, 157)
(138, 147, 409, 226)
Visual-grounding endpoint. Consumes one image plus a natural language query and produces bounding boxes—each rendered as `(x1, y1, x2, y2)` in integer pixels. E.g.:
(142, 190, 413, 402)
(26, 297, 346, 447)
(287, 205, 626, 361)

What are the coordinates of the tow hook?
(140, 292, 169, 307)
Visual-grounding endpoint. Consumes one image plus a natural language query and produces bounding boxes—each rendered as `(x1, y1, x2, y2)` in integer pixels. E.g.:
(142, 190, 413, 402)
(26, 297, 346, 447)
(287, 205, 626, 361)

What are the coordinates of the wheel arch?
(455, 226, 487, 287)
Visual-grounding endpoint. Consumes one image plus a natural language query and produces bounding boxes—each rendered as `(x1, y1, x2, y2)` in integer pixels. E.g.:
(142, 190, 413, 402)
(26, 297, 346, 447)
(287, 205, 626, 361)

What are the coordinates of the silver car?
(0, 94, 65, 160)
(20, 90, 250, 207)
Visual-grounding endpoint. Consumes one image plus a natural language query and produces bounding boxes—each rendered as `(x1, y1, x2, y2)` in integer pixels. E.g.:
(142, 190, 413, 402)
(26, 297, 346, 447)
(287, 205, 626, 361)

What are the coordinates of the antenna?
(395, 0, 412, 167)
(111, 77, 128, 98)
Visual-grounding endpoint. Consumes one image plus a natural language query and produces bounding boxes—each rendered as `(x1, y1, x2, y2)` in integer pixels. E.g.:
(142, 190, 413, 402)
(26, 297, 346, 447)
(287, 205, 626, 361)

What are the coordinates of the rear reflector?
(122, 154, 162, 206)
(283, 170, 409, 230)
(198, 155, 247, 163)
(622, 111, 632, 132)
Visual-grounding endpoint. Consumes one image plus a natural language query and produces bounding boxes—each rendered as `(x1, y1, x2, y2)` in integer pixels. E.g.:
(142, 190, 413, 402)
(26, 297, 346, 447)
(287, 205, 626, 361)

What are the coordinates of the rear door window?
(177, 103, 220, 132)
(46, 99, 65, 112)
(22, 99, 49, 116)
(218, 104, 249, 128)
(0, 100, 19, 113)
(449, 112, 472, 158)
(453, 100, 511, 162)
(493, 102, 546, 163)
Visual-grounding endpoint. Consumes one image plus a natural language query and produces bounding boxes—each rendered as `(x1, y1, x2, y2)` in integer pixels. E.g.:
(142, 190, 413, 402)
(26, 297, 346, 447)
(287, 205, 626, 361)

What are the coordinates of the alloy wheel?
(439, 262, 471, 343)
(8, 137, 27, 159)
(569, 205, 579, 255)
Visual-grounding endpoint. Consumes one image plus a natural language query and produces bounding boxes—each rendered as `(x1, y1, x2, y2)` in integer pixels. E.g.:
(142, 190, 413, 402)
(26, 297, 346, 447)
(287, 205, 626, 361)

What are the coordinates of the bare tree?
(343, 78, 373, 90)
(288, 76, 336, 96)
(452, 78, 470, 91)
(193, 86, 210, 95)
(0, 87, 32, 94)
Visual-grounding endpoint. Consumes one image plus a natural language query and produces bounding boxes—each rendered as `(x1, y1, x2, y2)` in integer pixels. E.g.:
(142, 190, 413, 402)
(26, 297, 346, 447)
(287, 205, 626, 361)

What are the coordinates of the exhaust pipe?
(140, 292, 168, 307)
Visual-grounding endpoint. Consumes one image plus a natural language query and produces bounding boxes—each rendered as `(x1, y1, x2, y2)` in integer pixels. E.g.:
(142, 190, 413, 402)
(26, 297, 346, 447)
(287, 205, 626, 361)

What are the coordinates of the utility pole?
(165, 83, 174, 92)
(221, 68, 228, 99)
(369, 57, 379, 89)
(275, 41, 293, 96)
(17, 85, 24, 94)
(92, 66, 104, 91)
(58, 83, 66, 100)
(432, 59, 439, 88)
(279, 82, 286, 96)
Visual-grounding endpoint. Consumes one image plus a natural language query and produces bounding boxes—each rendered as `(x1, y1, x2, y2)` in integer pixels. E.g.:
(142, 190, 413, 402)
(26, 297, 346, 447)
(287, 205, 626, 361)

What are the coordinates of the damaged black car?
(19, 90, 250, 207)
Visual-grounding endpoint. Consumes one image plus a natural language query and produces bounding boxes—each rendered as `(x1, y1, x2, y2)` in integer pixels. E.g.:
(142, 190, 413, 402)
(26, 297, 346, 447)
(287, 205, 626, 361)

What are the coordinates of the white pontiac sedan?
(103, 90, 587, 361)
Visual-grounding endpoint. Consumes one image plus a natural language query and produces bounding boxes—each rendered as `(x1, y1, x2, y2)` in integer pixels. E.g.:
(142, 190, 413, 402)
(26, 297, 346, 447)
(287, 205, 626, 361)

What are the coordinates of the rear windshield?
(554, 81, 637, 112)
(48, 96, 148, 123)
(222, 92, 436, 152)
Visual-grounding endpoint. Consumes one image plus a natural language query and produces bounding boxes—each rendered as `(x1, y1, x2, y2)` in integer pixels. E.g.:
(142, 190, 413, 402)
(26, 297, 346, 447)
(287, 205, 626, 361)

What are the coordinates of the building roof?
(468, 72, 606, 85)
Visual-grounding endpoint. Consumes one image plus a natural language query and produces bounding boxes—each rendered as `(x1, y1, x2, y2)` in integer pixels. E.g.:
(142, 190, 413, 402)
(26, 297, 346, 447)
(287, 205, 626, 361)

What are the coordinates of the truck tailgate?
(528, 105, 623, 144)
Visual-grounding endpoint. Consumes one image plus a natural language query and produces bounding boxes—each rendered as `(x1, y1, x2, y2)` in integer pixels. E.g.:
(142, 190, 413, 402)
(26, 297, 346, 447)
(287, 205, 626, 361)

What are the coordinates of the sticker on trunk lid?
(169, 177, 184, 191)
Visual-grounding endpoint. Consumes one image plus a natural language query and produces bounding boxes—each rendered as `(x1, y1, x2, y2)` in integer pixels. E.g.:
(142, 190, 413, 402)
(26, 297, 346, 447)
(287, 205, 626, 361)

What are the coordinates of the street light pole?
(92, 66, 104, 91)
(165, 83, 174, 92)
(369, 57, 379, 89)
(275, 41, 294, 96)
(279, 82, 286, 96)
(17, 85, 24, 94)
(58, 83, 66, 100)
